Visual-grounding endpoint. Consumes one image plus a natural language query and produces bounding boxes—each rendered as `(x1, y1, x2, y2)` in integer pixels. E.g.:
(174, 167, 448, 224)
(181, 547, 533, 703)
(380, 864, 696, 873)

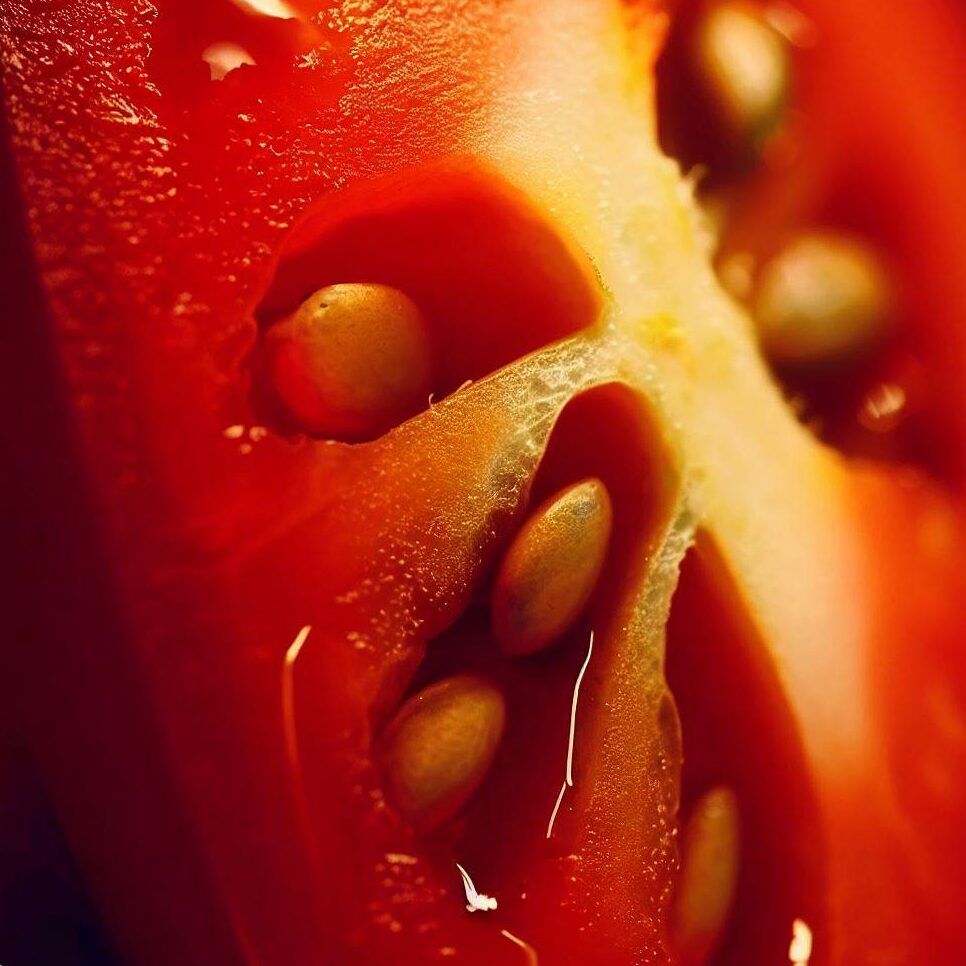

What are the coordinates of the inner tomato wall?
(666, 539, 827, 965)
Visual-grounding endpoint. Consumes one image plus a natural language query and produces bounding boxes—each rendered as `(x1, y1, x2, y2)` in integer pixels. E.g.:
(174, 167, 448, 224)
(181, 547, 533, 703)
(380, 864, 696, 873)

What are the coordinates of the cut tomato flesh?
(1, 1, 965, 964)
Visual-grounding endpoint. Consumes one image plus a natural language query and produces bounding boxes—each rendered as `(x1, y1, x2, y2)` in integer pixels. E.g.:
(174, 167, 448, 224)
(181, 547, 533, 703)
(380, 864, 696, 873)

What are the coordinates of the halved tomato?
(1, 1, 964, 964)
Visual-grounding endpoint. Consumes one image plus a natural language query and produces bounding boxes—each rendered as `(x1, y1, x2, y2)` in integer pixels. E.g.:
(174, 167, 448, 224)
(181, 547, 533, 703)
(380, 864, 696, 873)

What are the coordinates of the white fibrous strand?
(546, 629, 594, 838)
(456, 863, 498, 913)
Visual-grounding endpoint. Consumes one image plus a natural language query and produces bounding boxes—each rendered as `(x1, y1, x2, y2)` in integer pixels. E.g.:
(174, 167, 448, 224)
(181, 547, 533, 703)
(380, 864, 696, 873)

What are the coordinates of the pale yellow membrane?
(473, 0, 871, 777)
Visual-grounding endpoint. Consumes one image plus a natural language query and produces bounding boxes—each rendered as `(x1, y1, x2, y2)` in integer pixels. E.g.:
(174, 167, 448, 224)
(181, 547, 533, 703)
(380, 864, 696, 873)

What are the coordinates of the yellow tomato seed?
(492, 478, 613, 656)
(754, 232, 892, 365)
(672, 786, 741, 965)
(266, 282, 433, 441)
(378, 675, 505, 830)
(697, 2, 790, 138)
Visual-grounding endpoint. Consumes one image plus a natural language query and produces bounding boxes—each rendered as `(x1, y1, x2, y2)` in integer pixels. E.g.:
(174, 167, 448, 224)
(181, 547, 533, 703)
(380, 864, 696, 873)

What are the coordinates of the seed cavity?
(264, 282, 433, 441)
(753, 232, 892, 365)
(377, 675, 506, 830)
(492, 479, 613, 656)
(672, 786, 741, 965)
(696, 1, 790, 139)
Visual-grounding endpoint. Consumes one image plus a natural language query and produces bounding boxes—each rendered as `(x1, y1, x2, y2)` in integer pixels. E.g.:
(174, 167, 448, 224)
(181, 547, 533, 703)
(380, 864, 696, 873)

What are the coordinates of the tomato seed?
(671, 786, 741, 965)
(492, 478, 613, 656)
(696, 1, 790, 140)
(265, 282, 433, 441)
(377, 675, 505, 830)
(753, 232, 892, 365)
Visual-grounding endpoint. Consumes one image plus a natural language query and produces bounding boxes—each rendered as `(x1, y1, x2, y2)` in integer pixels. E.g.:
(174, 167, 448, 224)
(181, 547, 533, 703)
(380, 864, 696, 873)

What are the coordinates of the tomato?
(0, 1, 964, 964)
